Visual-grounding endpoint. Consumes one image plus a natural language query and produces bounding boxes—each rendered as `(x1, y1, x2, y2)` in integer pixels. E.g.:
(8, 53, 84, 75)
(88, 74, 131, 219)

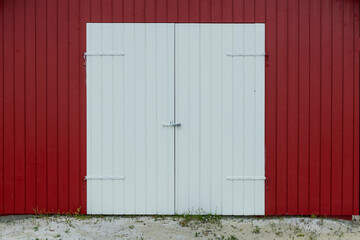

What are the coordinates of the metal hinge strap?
(85, 176, 125, 180)
(226, 52, 266, 57)
(83, 52, 126, 59)
(226, 176, 266, 181)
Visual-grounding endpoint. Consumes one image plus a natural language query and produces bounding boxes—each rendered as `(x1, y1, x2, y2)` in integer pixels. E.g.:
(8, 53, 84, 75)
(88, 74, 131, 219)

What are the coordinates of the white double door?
(86, 23, 265, 215)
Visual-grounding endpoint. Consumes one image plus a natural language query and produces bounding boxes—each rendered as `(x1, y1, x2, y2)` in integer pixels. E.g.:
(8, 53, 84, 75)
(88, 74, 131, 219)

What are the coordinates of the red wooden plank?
(353, 0, 360, 215)
(276, 0, 288, 215)
(331, 0, 343, 215)
(91, 0, 102, 22)
(112, 0, 124, 22)
(265, 0, 277, 215)
(189, 0, 200, 22)
(24, 0, 36, 214)
(35, 0, 47, 212)
(3, 0, 15, 214)
(178, 0, 189, 22)
(58, 0, 69, 212)
(320, 0, 332, 215)
(287, 0, 299, 215)
(200, 0, 210, 22)
(222, 0, 232, 22)
(123, 0, 134, 22)
(69, 0, 81, 212)
(309, 0, 321, 215)
(0, 0, 4, 215)
(156, 0, 167, 22)
(102, 0, 112, 22)
(341, 0, 354, 216)
(14, 0, 26, 214)
(244, 0, 255, 22)
(46, 0, 58, 213)
(145, 0, 156, 22)
(233, 0, 244, 22)
(134, 0, 145, 22)
(167, 0, 177, 22)
(255, 0, 266, 23)
(80, 0, 91, 214)
(211, 0, 221, 22)
(298, 0, 310, 215)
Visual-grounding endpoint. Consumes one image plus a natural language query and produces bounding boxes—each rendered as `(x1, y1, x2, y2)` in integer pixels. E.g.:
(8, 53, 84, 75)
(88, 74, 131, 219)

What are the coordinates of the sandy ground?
(1, 215, 360, 240)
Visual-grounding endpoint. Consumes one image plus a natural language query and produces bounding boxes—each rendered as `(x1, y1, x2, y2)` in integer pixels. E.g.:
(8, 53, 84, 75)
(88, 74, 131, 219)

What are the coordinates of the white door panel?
(87, 23, 265, 215)
(87, 23, 175, 214)
(175, 24, 265, 215)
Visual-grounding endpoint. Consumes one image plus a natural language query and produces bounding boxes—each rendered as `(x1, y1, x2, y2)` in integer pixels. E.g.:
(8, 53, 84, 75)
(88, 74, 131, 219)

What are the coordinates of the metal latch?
(162, 121, 181, 127)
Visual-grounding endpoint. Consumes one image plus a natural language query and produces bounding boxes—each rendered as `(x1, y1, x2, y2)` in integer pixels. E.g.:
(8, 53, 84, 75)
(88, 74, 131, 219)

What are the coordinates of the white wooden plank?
(210, 24, 223, 214)
(112, 23, 125, 214)
(232, 24, 245, 215)
(221, 24, 234, 215)
(123, 23, 136, 214)
(254, 24, 265, 215)
(175, 24, 190, 213)
(164, 23, 175, 214)
(156, 23, 175, 214)
(101, 24, 114, 214)
(199, 24, 212, 213)
(90, 23, 103, 214)
(145, 23, 158, 214)
(134, 23, 147, 214)
(188, 24, 201, 213)
(86, 23, 93, 214)
(243, 24, 256, 215)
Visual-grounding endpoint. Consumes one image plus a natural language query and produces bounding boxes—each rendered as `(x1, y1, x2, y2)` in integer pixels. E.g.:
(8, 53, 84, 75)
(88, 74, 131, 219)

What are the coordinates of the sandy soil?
(1, 215, 360, 240)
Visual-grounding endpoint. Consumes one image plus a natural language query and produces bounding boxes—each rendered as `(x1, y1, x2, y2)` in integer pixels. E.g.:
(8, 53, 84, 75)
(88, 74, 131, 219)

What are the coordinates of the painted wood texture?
(0, 0, 359, 216)
(175, 24, 265, 215)
(86, 23, 175, 214)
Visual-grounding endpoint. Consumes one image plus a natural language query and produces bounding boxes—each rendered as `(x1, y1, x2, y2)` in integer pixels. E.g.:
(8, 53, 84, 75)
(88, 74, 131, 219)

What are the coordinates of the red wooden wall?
(0, 0, 359, 216)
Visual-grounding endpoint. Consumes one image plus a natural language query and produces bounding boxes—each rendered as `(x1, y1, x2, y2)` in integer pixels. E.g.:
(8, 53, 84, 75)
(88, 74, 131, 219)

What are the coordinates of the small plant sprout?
(252, 225, 261, 234)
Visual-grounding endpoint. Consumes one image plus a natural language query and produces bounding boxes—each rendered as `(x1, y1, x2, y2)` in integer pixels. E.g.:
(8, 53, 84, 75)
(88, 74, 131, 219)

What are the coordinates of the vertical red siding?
(309, 0, 321, 215)
(287, 0, 299, 215)
(354, 0, 360, 215)
(320, 0, 332, 215)
(265, 0, 278, 215)
(14, 0, 26, 214)
(276, 0, 288, 215)
(46, 0, 58, 213)
(4, 0, 15, 214)
(24, 0, 36, 214)
(331, 0, 343, 215)
(68, 0, 81, 213)
(0, 0, 4, 215)
(35, 0, 47, 212)
(0, 0, 358, 216)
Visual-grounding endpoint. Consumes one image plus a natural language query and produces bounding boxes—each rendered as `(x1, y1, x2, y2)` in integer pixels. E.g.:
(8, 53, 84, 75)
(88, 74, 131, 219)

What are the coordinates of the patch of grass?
(227, 235, 238, 240)
(33, 226, 39, 231)
(296, 234, 305, 237)
(174, 211, 222, 227)
(73, 214, 92, 220)
(129, 225, 135, 229)
(252, 225, 261, 234)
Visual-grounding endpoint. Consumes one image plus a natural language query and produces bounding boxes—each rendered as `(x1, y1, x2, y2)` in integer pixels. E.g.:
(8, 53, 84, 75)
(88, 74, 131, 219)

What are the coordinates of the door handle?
(162, 121, 181, 127)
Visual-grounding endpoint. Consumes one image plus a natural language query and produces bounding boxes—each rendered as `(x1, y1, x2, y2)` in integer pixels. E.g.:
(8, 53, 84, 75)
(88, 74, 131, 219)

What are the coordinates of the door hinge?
(85, 176, 125, 181)
(226, 176, 266, 181)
